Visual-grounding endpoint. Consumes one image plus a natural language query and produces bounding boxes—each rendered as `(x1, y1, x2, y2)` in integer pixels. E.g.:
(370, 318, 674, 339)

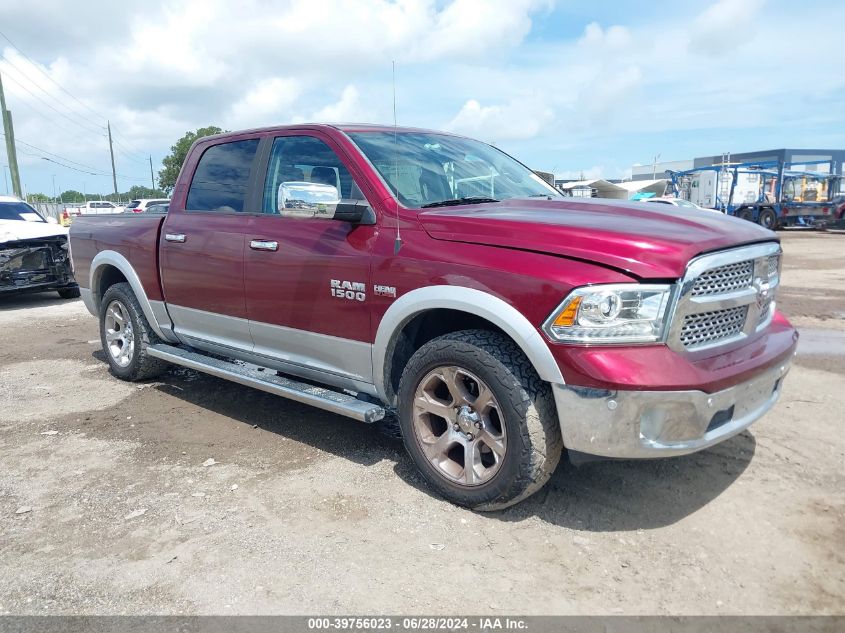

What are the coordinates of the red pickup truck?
(69, 124, 797, 510)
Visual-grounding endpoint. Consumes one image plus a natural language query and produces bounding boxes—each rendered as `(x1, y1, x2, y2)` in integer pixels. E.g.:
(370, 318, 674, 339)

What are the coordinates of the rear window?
(0, 201, 46, 222)
(186, 139, 260, 213)
(125, 201, 141, 209)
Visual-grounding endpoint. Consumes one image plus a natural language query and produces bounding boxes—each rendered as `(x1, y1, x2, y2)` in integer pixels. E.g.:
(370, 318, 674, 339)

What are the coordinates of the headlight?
(542, 284, 674, 344)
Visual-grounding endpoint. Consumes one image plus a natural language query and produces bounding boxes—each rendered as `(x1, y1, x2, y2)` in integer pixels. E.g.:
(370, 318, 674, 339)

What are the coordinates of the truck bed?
(69, 214, 167, 301)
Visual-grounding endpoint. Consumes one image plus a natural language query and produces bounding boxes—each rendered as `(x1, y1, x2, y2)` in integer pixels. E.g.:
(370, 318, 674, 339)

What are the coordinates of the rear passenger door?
(243, 132, 376, 384)
(160, 137, 261, 351)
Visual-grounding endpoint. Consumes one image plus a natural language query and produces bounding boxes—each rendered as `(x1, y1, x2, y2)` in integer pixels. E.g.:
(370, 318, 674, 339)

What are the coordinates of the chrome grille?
(691, 260, 754, 296)
(669, 242, 782, 353)
(757, 301, 772, 325)
(680, 306, 748, 348)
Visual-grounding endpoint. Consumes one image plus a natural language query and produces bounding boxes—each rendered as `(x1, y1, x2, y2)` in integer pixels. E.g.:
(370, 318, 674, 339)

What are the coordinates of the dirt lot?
(1, 231, 843, 615)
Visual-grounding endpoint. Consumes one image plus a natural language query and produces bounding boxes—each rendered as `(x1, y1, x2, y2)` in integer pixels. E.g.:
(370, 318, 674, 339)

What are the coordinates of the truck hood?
(0, 219, 67, 244)
(418, 198, 776, 278)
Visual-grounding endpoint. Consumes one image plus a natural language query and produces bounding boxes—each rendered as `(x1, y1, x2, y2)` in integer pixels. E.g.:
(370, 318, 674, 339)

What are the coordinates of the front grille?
(680, 306, 748, 348)
(691, 260, 754, 296)
(670, 243, 782, 353)
(757, 300, 773, 325)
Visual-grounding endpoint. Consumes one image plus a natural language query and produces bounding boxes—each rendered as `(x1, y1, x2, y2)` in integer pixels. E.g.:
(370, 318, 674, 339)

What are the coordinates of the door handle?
(250, 239, 279, 252)
(165, 233, 186, 243)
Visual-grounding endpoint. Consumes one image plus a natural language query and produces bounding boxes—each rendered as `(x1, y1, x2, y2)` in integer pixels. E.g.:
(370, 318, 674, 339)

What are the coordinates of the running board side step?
(146, 344, 385, 424)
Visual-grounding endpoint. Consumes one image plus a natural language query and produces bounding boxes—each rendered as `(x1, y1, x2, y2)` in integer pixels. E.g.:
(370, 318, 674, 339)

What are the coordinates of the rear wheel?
(398, 330, 562, 511)
(99, 282, 168, 381)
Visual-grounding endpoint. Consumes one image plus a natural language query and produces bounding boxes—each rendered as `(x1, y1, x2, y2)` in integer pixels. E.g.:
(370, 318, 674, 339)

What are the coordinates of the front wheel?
(758, 207, 778, 230)
(99, 282, 168, 381)
(398, 330, 563, 511)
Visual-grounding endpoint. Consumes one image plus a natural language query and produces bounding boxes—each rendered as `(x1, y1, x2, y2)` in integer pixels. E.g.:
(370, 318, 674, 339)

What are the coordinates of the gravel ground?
(0, 231, 843, 615)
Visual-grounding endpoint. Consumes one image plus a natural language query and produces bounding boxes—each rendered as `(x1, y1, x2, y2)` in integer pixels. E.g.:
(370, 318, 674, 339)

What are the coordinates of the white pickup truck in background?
(61, 201, 125, 225)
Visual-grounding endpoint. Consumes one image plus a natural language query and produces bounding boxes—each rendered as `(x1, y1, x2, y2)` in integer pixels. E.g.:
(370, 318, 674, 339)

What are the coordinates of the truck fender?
(88, 250, 178, 343)
(372, 285, 565, 401)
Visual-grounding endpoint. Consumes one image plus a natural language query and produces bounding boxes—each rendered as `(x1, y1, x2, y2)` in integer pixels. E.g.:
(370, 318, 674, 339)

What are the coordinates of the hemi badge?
(374, 284, 397, 298)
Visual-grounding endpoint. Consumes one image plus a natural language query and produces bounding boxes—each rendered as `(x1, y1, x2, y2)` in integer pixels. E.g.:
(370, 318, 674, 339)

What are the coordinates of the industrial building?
(631, 148, 845, 181)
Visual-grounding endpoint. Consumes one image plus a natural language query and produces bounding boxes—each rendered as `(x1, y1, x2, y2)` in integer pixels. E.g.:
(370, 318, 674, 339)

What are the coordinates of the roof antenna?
(392, 60, 403, 255)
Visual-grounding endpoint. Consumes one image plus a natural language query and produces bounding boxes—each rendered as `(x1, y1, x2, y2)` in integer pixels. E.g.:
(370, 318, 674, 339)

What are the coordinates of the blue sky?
(1, 0, 844, 196)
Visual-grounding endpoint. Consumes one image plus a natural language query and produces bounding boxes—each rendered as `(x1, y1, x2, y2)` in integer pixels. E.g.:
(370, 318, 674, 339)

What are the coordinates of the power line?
(0, 79, 102, 150)
(110, 128, 148, 157)
(2, 132, 150, 182)
(0, 32, 152, 167)
(0, 28, 108, 122)
(0, 71, 106, 136)
(112, 138, 148, 163)
(0, 53, 107, 134)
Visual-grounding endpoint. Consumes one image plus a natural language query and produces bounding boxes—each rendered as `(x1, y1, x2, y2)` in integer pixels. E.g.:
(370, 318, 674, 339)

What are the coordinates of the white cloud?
(311, 86, 367, 123)
(445, 97, 554, 142)
(689, 0, 767, 56)
(227, 78, 304, 129)
(578, 22, 632, 51)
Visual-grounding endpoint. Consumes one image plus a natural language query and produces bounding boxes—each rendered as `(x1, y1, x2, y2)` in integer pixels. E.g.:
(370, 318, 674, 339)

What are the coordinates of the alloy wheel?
(411, 365, 507, 487)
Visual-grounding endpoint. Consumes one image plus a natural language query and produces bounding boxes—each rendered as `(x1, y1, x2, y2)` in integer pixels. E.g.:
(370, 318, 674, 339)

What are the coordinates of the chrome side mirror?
(278, 181, 340, 219)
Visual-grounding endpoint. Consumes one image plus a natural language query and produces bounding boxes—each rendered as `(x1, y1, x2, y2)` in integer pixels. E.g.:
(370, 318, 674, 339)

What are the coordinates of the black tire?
(57, 286, 81, 299)
(99, 282, 168, 381)
(737, 208, 754, 222)
(397, 329, 562, 511)
(758, 207, 778, 230)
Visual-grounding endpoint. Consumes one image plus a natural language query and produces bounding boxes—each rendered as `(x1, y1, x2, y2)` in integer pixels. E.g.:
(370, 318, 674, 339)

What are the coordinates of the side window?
(262, 136, 362, 214)
(186, 139, 260, 213)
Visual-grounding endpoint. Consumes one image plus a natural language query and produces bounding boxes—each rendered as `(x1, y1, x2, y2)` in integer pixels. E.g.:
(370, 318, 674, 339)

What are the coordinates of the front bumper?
(553, 359, 791, 458)
(0, 238, 77, 295)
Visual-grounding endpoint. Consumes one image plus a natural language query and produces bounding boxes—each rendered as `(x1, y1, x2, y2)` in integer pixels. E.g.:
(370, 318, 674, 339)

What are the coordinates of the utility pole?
(149, 155, 155, 190)
(652, 153, 661, 180)
(52, 174, 57, 202)
(2, 164, 8, 194)
(0, 71, 23, 198)
(107, 120, 118, 195)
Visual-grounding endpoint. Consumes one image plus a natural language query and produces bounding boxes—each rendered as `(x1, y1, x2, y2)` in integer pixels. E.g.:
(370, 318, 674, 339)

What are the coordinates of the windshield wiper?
(420, 196, 499, 208)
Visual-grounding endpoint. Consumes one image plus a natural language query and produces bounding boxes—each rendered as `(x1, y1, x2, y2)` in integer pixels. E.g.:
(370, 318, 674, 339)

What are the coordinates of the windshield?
(0, 201, 46, 223)
(347, 131, 560, 208)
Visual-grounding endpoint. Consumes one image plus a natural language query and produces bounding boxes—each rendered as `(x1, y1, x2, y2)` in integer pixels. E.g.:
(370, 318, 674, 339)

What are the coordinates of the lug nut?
(453, 424, 460, 431)
(466, 433, 474, 440)
(474, 421, 482, 429)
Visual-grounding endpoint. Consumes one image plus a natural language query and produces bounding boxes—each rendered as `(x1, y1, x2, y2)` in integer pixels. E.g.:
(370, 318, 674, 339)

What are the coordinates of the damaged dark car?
(1, 196, 80, 299)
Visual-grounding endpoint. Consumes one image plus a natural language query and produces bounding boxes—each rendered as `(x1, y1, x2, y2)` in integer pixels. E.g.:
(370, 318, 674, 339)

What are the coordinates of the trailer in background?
(667, 159, 842, 229)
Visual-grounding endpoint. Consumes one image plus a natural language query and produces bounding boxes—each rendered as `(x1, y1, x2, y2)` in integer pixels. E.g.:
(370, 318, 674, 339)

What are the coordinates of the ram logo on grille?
(753, 277, 771, 310)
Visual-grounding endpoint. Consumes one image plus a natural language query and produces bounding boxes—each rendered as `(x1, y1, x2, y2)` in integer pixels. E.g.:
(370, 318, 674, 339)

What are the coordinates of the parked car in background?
(70, 123, 796, 510)
(124, 199, 170, 213)
(143, 202, 169, 214)
(1, 195, 79, 298)
(644, 197, 720, 212)
(62, 200, 125, 224)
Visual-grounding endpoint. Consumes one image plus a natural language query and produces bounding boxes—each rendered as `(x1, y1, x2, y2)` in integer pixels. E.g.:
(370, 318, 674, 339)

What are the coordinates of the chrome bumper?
(553, 361, 791, 458)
